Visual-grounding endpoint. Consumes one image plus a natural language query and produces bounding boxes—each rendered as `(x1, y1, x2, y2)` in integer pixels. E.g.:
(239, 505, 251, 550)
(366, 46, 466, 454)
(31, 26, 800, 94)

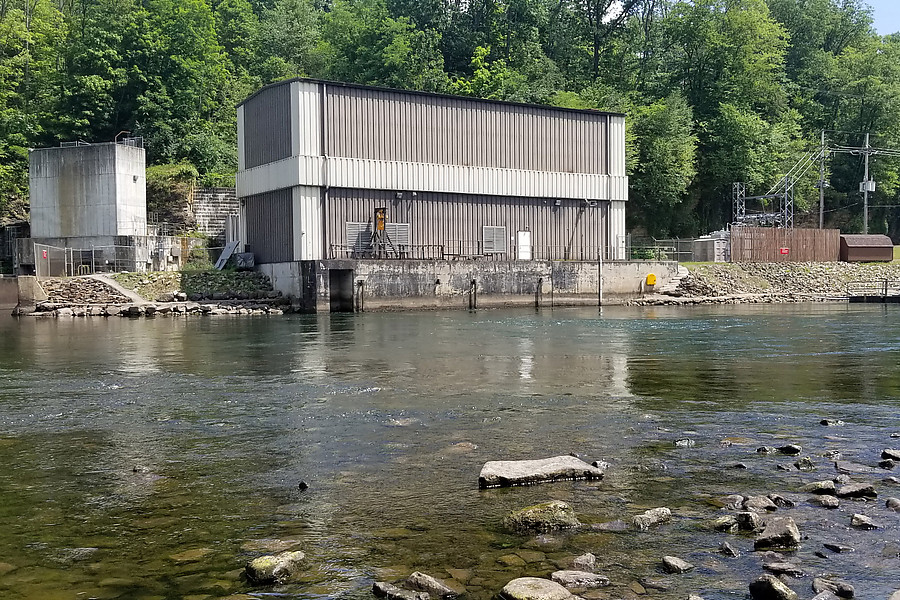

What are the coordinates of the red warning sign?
(42, 249, 47, 259)
(779, 248, 790, 255)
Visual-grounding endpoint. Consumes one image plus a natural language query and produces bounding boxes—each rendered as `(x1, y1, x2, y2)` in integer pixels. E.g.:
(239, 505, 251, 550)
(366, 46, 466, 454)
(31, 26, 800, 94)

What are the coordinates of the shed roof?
(238, 77, 626, 118)
(840, 234, 894, 247)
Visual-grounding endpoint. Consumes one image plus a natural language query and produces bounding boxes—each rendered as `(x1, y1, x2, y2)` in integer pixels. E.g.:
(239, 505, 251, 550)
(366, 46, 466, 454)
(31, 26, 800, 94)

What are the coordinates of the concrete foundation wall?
(260, 259, 678, 312)
(0, 276, 17, 307)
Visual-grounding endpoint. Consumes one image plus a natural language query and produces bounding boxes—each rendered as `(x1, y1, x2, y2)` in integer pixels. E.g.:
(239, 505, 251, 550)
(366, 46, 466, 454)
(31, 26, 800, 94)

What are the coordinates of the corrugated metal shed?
(840, 234, 894, 262)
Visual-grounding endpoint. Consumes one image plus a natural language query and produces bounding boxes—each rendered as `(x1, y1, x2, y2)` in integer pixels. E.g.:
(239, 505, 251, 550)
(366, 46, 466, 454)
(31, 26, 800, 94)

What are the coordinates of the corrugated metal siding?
(244, 84, 292, 169)
(325, 188, 607, 260)
(244, 189, 293, 263)
(608, 115, 626, 177)
(295, 81, 322, 156)
(325, 87, 609, 175)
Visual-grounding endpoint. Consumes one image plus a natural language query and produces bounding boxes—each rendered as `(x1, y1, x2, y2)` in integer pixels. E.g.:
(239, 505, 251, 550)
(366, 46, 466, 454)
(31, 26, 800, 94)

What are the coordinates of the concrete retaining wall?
(0, 276, 18, 307)
(192, 187, 238, 241)
(259, 259, 678, 312)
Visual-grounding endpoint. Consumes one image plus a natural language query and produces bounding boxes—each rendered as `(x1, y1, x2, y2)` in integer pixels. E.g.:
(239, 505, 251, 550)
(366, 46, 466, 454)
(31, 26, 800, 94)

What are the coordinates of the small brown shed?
(839, 234, 894, 262)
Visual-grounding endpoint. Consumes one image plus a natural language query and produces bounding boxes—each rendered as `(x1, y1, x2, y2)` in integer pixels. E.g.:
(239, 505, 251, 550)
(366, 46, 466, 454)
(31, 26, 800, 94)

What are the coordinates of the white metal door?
(516, 231, 532, 260)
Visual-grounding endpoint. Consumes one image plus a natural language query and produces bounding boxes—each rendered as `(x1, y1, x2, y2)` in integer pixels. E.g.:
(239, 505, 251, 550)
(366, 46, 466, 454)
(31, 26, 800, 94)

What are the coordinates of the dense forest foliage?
(1, 0, 899, 237)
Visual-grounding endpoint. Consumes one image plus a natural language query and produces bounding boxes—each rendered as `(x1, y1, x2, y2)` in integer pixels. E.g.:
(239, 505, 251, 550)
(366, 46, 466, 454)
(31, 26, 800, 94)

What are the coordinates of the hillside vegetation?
(1, 0, 899, 238)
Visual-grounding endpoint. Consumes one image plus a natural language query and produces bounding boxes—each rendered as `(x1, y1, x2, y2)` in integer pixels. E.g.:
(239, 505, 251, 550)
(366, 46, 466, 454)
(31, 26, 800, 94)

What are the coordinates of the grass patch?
(111, 270, 273, 301)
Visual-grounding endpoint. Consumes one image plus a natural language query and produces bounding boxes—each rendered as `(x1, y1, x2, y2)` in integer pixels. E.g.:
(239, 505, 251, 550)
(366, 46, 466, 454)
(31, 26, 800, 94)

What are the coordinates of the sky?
(867, 0, 900, 35)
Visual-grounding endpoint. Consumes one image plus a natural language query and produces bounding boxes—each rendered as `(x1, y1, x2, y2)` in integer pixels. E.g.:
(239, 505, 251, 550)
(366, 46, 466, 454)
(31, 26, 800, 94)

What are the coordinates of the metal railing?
(330, 244, 446, 260)
(847, 280, 900, 298)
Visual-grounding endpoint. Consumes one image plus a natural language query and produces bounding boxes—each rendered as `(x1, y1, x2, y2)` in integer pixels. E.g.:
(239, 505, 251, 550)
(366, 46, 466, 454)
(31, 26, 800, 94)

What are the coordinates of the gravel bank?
(631, 262, 900, 306)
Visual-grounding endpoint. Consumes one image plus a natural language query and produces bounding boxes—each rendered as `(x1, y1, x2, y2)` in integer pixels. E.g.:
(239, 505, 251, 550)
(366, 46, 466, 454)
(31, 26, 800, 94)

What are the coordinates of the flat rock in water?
(812, 578, 854, 599)
(245, 550, 306, 585)
(754, 517, 801, 550)
(820, 420, 845, 426)
(744, 495, 779, 512)
(373, 582, 430, 600)
(835, 461, 878, 474)
(882, 449, 900, 461)
(836, 483, 876, 498)
(479, 456, 605, 488)
(500, 577, 573, 600)
(823, 543, 854, 553)
(763, 562, 806, 577)
(661, 556, 694, 574)
(749, 574, 798, 600)
(406, 572, 458, 598)
(504, 501, 581, 532)
(550, 570, 610, 589)
(632, 507, 672, 531)
(778, 445, 803, 456)
(850, 514, 879, 529)
(809, 495, 840, 509)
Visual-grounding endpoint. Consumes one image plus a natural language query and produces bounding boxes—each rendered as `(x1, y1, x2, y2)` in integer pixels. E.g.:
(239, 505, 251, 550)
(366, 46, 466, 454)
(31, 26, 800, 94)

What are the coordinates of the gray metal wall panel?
(244, 85, 292, 169)
(325, 188, 606, 260)
(244, 189, 293, 263)
(324, 87, 609, 175)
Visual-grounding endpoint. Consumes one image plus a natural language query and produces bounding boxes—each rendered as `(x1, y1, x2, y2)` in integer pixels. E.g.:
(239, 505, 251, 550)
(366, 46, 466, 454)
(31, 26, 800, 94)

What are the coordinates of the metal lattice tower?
(781, 176, 794, 229)
(732, 182, 747, 223)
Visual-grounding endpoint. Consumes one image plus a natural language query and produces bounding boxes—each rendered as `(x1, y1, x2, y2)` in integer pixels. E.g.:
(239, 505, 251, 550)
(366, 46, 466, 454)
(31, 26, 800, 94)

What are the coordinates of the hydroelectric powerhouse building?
(236, 79, 668, 311)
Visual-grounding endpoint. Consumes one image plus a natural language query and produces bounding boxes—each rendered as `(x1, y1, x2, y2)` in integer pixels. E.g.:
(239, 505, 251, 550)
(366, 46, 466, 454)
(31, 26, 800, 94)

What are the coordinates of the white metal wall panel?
(243, 83, 292, 169)
(292, 185, 322, 260)
(608, 115, 626, 177)
(237, 155, 628, 201)
(237, 106, 245, 171)
(609, 200, 626, 260)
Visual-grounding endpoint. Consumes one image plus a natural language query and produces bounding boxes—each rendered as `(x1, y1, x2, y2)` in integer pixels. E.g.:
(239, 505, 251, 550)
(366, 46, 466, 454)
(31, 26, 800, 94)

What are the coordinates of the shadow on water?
(0, 304, 898, 599)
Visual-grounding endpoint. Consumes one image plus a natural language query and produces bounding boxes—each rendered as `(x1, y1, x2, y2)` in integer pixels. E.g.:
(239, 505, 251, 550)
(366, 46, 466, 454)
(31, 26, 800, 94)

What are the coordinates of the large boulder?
(836, 483, 876, 498)
(504, 501, 582, 532)
(479, 456, 605, 488)
(749, 574, 799, 600)
(500, 577, 573, 600)
(661, 556, 694, 574)
(812, 578, 854, 599)
(244, 550, 306, 585)
(754, 517, 801, 550)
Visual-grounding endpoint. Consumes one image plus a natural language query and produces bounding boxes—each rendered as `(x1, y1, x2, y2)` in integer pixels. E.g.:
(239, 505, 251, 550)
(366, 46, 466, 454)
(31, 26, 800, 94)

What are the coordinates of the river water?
(0, 304, 898, 600)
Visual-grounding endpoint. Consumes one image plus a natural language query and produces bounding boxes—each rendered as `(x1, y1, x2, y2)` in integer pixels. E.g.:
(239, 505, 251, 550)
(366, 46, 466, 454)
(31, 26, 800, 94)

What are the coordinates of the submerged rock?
(812, 578, 854, 599)
(719, 541, 740, 557)
(758, 446, 778, 454)
(571, 553, 596, 571)
(500, 577, 573, 600)
(479, 456, 605, 488)
(768, 494, 796, 508)
(504, 501, 581, 532)
(590, 519, 629, 532)
(244, 550, 306, 585)
(886, 498, 900, 512)
(632, 507, 672, 531)
(550, 570, 610, 589)
(879, 459, 896, 470)
(661, 556, 694, 574)
(754, 517, 801, 550)
(823, 543, 854, 553)
(795, 457, 817, 471)
(406, 572, 457, 599)
(749, 574, 799, 600)
(778, 445, 803, 456)
(373, 581, 430, 600)
(820, 420, 845, 427)
(713, 515, 739, 533)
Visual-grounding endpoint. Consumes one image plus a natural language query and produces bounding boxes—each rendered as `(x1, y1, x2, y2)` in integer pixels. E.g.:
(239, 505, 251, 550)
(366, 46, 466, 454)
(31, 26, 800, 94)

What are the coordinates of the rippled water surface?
(1, 304, 899, 600)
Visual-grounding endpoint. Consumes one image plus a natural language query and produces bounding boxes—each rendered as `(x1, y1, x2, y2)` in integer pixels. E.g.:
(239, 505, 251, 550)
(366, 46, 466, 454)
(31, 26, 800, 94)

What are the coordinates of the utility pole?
(863, 132, 870, 234)
(819, 129, 825, 229)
